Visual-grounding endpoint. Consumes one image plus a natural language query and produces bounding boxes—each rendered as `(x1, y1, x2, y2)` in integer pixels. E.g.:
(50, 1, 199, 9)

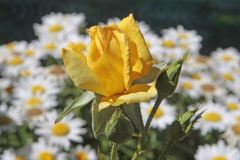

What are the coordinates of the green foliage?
(92, 100, 116, 138)
(156, 55, 185, 98)
(169, 109, 204, 142)
(55, 91, 95, 123)
(122, 104, 144, 133)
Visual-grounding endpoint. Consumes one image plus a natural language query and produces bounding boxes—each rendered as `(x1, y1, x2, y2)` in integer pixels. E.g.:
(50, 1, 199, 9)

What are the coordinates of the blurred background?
(0, 0, 240, 53)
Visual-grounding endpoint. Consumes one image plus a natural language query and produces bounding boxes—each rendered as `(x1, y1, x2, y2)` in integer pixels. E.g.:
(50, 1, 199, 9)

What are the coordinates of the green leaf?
(98, 135, 111, 155)
(177, 109, 197, 126)
(156, 53, 188, 98)
(104, 109, 122, 138)
(55, 91, 95, 123)
(169, 108, 204, 142)
(132, 63, 166, 85)
(108, 115, 134, 144)
(122, 104, 144, 133)
(169, 121, 184, 141)
(184, 109, 205, 134)
(92, 99, 116, 138)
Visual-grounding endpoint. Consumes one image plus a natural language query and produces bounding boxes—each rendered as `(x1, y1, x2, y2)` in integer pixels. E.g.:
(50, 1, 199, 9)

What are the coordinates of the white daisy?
(30, 138, 67, 160)
(222, 96, 240, 112)
(14, 74, 61, 96)
(3, 53, 39, 77)
(232, 78, 240, 97)
(177, 77, 200, 98)
(44, 65, 67, 83)
(34, 12, 86, 41)
(12, 91, 57, 127)
(224, 110, 240, 146)
(72, 145, 97, 160)
(0, 78, 14, 101)
(159, 35, 185, 61)
(140, 99, 176, 130)
(0, 41, 27, 56)
(211, 47, 240, 69)
(0, 104, 23, 133)
(18, 66, 45, 79)
(194, 102, 235, 135)
(1, 149, 26, 160)
(162, 25, 202, 54)
(182, 55, 211, 73)
(33, 38, 64, 59)
(196, 74, 226, 100)
(35, 111, 86, 150)
(195, 141, 240, 160)
(13, 91, 57, 110)
(212, 65, 238, 90)
(21, 42, 42, 60)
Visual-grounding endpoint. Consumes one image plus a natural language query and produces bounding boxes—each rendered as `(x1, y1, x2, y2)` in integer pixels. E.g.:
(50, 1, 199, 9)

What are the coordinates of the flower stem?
(131, 96, 163, 160)
(144, 97, 163, 135)
(110, 143, 118, 160)
(159, 140, 174, 160)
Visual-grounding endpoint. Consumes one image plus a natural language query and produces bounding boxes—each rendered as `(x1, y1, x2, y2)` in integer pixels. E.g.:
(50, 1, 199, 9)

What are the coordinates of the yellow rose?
(61, 14, 157, 110)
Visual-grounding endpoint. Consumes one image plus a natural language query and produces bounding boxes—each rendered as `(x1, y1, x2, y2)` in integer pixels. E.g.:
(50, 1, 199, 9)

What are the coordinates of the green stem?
(110, 143, 118, 160)
(158, 140, 174, 160)
(131, 96, 163, 160)
(131, 151, 139, 160)
(144, 97, 163, 135)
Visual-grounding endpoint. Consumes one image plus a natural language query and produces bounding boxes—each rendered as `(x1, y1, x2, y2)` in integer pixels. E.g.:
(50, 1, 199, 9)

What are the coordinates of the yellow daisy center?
(223, 73, 234, 81)
(201, 84, 216, 92)
(191, 73, 201, 80)
(178, 33, 188, 39)
(222, 54, 232, 62)
(212, 156, 227, 160)
(236, 68, 240, 74)
(232, 124, 240, 135)
(4, 85, 13, 93)
(148, 107, 164, 118)
(203, 112, 222, 122)
(179, 43, 188, 50)
(6, 42, 15, 50)
(20, 69, 31, 77)
(51, 123, 70, 136)
(48, 24, 64, 33)
(25, 50, 34, 57)
(26, 108, 43, 117)
(49, 66, 65, 75)
(76, 151, 88, 160)
(236, 115, 240, 123)
(195, 55, 208, 64)
(26, 97, 42, 107)
(182, 82, 193, 91)
(227, 102, 238, 111)
(38, 152, 54, 160)
(15, 156, 25, 160)
(31, 85, 45, 94)
(162, 40, 175, 48)
(0, 115, 12, 126)
(44, 43, 56, 51)
(8, 56, 23, 65)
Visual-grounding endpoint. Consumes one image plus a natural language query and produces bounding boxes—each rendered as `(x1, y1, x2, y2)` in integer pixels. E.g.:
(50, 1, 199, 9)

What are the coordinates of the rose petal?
(61, 43, 107, 96)
(118, 14, 154, 79)
(99, 84, 157, 110)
